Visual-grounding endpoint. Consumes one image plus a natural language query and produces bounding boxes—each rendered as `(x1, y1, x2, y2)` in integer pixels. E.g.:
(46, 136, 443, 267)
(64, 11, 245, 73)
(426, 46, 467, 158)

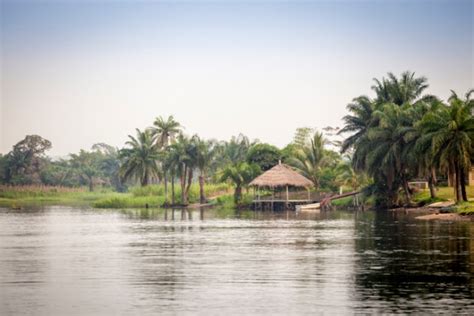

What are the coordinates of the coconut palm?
(288, 131, 328, 190)
(150, 115, 182, 148)
(119, 129, 160, 186)
(168, 134, 197, 204)
(365, 103, 416, 204)
(220, 162, 260, 204)
(372, 71, 428, 106)
(420, 89, 474, 202)
(150, 115, 182, 204)
(339, 95, 375, 154)
(193, 136, 216, 204)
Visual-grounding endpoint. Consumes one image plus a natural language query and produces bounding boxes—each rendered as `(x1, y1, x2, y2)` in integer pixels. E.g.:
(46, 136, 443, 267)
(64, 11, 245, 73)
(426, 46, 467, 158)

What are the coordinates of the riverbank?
(0, 184, 234, 209)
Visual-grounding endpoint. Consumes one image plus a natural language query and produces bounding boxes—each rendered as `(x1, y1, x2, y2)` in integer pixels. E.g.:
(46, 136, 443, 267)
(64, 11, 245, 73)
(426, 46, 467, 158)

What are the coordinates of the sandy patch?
(415, 213, 474, 221)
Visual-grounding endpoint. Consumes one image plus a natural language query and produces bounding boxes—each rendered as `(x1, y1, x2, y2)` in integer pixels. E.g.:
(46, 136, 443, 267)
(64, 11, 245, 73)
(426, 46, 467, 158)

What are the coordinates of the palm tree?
(220, 162, 260, 204)
(193, 137, 216, 204)
(150, 115, 182, 203)
(119, 129, 160, 186)
(339, 95, 375, 154)
(150, 115, 182, 148)
(288, 131, 328, 190)
(168, 134, 197, 204)
(372, 71, 428, 106)
(420, 89, 474, 202)
(340, 71, 432, 207)
(335, 157, 368, 206)
(366, 103, 416, 204)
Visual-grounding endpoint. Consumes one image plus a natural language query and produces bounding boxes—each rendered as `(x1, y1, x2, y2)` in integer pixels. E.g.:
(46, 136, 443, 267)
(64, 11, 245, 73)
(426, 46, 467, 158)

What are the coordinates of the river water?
(0, 206, 473, 315)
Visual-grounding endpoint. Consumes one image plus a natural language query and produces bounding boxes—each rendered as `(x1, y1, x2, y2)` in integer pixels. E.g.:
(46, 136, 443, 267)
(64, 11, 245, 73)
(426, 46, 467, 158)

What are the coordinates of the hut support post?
(307, 188, 310, 201)
(271, 188, 274, 211)
(285, 185, 289, 210)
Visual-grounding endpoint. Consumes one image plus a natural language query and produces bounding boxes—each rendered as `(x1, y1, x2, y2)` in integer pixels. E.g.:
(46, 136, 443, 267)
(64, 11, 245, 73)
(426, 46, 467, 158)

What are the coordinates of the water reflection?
(353, 210, 474, 313)
(0, 206, 473, 314)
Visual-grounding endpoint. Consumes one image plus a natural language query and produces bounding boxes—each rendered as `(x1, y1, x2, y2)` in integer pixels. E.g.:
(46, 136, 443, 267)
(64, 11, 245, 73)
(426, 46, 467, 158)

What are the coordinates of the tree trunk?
(88, 176, 94, 192)
(454, 163, 462, 203)
(460, 167, 468, 202)
(171, 171, 175, 205)
(180, 165, 186, 204)
(428, 167, 437, 199)
(163, 172, 168, 205)
(402, 176, 411, 205)
(199, 173, 206, 204)
(141, 172, 149, 187)
(234, 185, 242, 205)
(185, 168, 193, 204)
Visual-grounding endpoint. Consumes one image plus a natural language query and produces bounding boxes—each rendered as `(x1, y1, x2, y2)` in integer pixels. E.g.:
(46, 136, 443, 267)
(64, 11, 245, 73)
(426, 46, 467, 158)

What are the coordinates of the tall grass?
(0, 183, 235, 209)
(0, 185, 86, 198)
(129, 183, 232, 200)
(93, 183, 233, 208)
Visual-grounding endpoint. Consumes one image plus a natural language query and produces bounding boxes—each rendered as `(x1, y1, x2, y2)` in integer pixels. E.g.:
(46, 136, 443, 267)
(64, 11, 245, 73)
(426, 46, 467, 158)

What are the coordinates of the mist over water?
(0, 207, 473, 314)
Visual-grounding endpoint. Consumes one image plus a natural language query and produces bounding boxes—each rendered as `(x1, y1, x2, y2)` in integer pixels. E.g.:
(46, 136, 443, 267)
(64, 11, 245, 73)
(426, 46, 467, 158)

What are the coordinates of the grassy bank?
(413, 186, 474, 214)
(0, 184, 233, 209)
(0, 185, 121, 208)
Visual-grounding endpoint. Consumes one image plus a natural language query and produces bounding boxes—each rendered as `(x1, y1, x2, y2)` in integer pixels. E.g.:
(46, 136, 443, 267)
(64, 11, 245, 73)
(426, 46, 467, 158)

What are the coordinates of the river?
(0, 206, 473, 314)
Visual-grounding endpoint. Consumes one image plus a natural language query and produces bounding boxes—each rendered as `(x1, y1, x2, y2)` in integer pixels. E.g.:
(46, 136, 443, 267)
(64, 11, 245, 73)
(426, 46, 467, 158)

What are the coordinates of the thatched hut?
(249, 162, 313, 210)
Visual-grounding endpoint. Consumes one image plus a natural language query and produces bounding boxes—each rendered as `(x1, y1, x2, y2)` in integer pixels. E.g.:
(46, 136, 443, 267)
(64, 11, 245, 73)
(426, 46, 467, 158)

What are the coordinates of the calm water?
(0, 206, 473, 315)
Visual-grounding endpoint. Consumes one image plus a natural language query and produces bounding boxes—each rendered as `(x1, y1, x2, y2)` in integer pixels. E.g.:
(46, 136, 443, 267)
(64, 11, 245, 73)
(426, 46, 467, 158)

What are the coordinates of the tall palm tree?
(193, 136, 216, 204)
(150, 115, 182, 203)
(366, 103, 415, 204)
(119, 129, 160, 186)
(151, 115, 182, 148)
(287, 131, 329, 190)
(339, 95, 375, 154)
(420, 89, 474, 202)
(168, 134, 197, 204)
(372, 71, 428, 106)
(340, 71, 432, 207)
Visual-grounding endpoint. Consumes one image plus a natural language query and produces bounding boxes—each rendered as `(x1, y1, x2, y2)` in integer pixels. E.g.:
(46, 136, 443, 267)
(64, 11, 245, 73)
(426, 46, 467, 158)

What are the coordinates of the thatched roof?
(249, 163, 313, 188)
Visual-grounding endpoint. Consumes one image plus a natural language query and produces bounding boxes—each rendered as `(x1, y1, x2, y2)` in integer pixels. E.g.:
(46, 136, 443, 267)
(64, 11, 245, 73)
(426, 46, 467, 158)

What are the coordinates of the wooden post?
(286, 185, 289, 210)
(307, 188, 310, 201)
(271, 188, 274, 211)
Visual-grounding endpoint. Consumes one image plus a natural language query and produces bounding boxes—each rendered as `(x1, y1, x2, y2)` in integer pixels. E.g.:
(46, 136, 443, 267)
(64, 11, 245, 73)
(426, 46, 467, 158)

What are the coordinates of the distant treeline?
(1, 71, 472, 208)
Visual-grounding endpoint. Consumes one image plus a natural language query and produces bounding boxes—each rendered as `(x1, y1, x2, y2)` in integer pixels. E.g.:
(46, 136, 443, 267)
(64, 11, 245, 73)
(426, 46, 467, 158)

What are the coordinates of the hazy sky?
(1, 0, 473, 156)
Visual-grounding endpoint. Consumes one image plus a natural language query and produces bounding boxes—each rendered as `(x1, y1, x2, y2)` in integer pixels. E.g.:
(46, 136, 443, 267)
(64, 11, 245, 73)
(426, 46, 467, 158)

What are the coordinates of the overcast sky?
(1, 0, 473, 156)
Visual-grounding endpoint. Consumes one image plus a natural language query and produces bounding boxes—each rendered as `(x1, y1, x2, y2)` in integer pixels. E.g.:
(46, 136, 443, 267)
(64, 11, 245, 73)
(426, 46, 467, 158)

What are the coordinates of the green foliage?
(93, 195, 165, 209)
(4, 135, 52, 185)
(338, 71, 469, 208)
(119, 129, 160, 186)
(246, 143, 281, 171)
(287, 131, 328, 189)
(293, 127, 313, 147)
(220, 162, 261, 203)
(215, 193, 253, 208)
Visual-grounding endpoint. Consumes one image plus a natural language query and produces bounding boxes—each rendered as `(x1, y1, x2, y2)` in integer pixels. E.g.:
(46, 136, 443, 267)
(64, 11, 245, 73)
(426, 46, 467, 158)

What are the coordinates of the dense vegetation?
(0, 71, 471, 210)
(340, 71, 473, 208)
(0, 117, 357, 207)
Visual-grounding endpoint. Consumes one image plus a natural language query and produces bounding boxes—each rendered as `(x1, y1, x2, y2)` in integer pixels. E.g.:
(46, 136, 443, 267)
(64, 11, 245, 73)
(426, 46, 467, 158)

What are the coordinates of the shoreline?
(390, 207, 474, 222)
